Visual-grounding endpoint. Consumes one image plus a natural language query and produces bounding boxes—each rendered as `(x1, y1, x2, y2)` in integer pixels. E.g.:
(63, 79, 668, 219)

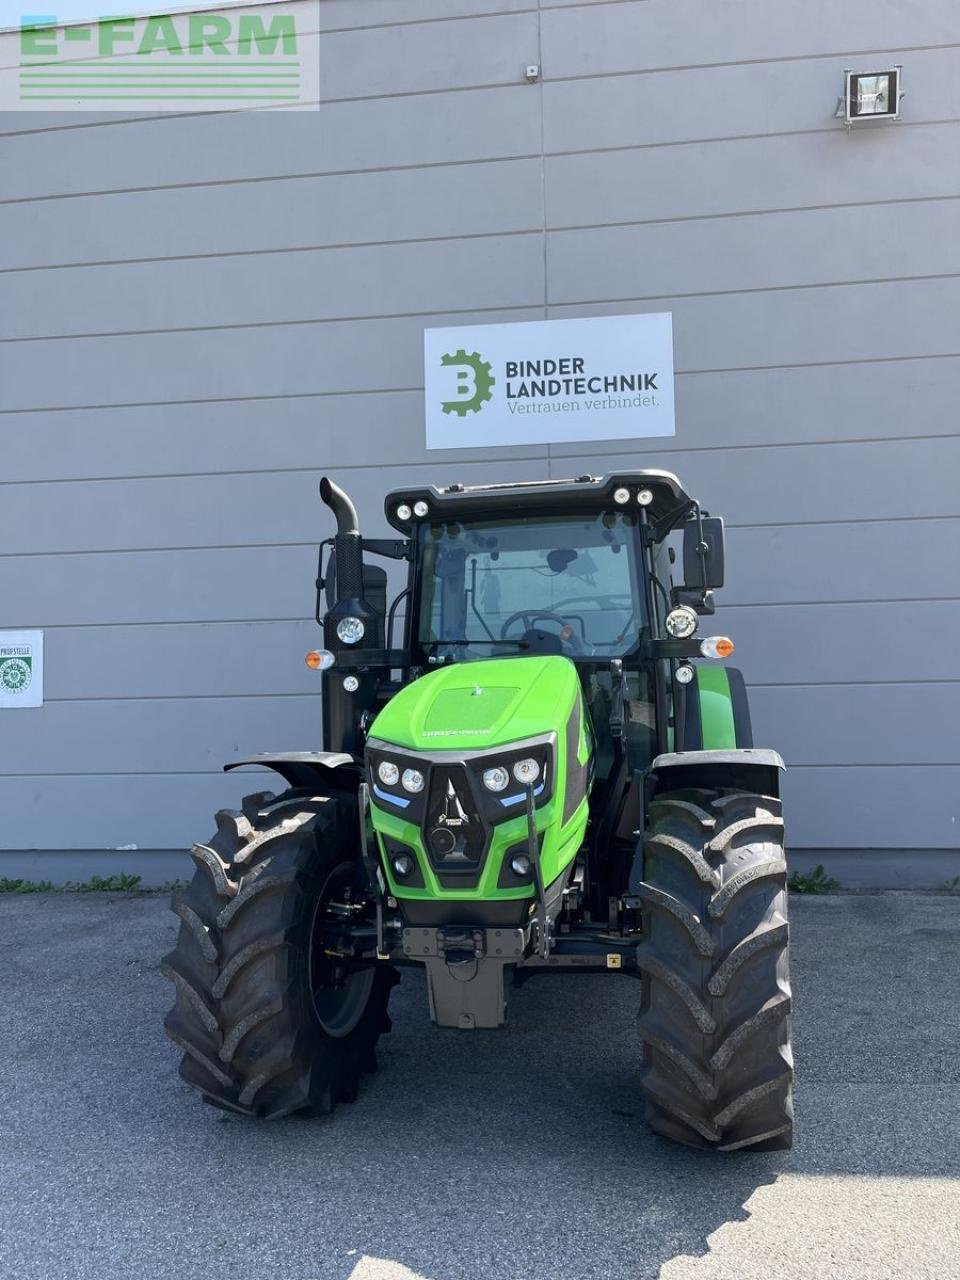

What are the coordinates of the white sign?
(0, 631, 43, 709)
(424, 312, 675, 449)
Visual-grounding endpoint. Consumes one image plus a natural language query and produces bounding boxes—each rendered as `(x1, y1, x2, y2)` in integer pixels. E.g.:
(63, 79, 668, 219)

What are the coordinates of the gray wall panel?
(541, 0, 958, 78)
(751, 684, 960, 766)
(0, 773, 258, 849)
(781, 767, 959, 848)
(721, 521, 959, 606)
(42, 621, 319, 700)
(9, 695, 320, 775)
(312, 0, 535, 28)
(546, 126, 960, 230)
(0, 86, 538, 197)
(0, 546, 320, 628)
(316, 11, 539, 99)
(10, 195, 957, 336)
(542, 50, 960, 154)
(548, 201, 960, 303)
(728, 601, 960, 685)
(2, 235, 544, 339)
(1, 158, 544, 271)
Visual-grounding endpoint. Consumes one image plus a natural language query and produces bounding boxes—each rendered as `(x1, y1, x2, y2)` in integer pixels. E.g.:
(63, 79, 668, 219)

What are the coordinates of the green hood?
(369, 655, 579, 752)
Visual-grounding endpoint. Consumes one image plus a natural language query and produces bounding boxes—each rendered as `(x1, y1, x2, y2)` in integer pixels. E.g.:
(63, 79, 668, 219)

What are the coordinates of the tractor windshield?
(416, 510, 647, 661)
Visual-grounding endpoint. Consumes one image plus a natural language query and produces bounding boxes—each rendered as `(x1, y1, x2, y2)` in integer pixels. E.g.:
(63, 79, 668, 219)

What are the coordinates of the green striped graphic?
(18, 57, 303, 100)
(20, 94, 302, 99)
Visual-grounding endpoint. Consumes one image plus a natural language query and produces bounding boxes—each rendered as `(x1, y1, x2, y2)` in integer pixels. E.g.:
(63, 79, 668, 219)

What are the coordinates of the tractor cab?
(313, 473, 736, 919)
(319, 471, 729, 765)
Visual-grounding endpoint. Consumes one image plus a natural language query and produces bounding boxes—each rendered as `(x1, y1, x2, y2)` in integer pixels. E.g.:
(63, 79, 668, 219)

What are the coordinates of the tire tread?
(163, 789, 395, 1119)
(638, 788, 794, 1151)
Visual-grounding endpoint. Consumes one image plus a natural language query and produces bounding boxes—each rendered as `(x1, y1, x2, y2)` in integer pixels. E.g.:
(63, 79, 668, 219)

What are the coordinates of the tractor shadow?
(306, 967, 783, 1280)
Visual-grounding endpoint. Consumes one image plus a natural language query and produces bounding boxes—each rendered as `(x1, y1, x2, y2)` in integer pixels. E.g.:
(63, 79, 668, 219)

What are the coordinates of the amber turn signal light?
(699, 636, 735, 659)
(305, 649, 335, 671)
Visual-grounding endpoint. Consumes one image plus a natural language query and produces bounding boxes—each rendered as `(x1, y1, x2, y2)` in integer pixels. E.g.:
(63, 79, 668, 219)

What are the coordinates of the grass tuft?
(0, 877, 55, 894)
(0, 872, 142, 894)
(788, 863, 840, 894)
(63, 873, 143, 893)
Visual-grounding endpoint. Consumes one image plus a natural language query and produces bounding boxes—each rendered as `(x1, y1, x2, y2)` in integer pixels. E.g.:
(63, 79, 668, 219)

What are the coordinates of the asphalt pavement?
(1, 891, 958, 1280)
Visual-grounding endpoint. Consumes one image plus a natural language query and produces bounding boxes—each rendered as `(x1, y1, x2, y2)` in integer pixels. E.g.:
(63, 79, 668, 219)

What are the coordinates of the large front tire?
(163, 788, 397, 1118)
(636, 787, 793, 1151)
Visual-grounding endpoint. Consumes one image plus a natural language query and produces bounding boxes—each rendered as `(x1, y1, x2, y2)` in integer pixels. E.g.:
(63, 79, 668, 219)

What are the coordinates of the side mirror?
(683, 516, 725, 590)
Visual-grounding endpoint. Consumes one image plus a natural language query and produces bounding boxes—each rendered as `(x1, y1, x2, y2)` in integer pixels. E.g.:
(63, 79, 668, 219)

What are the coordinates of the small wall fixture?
(837, 67, 902, 126)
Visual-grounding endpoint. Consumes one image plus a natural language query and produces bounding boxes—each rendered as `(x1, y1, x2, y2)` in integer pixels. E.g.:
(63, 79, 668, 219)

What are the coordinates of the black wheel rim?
(309, 862, 376, 1038)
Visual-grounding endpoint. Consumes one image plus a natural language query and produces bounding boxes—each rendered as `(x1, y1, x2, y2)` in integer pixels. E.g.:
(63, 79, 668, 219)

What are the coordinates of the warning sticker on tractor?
(424, 312, 675, 449)
(0, 630, 43, 709)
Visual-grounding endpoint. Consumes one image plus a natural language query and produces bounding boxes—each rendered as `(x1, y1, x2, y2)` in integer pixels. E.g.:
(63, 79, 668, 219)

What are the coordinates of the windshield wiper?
(424, 638, 526, 648)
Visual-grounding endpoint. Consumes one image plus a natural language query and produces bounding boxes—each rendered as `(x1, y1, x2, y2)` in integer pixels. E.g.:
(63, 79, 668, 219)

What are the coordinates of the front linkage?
(327, 781, 645, 1028)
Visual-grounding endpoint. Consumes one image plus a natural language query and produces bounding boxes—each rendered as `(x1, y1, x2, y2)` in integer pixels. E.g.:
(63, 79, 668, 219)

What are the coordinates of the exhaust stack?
(317, 476, 383, 755)
(319, 476, 364, 602)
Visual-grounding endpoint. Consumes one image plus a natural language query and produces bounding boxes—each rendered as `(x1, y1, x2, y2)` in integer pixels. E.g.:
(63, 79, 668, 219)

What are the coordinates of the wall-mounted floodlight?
(838, 67, 902, 126)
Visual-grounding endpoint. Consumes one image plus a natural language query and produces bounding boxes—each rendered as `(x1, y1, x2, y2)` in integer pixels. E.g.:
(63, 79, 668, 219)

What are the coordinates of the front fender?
(647, 747, 785, 803)
(225, 751, 362, 792)
(679, 665, 753, 751)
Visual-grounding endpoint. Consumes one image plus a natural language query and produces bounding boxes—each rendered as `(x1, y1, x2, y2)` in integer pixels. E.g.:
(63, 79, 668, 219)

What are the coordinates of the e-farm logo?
(0, 651, 32, 696)
(15, 9, 310, 108)
(439, 349, 495, 417)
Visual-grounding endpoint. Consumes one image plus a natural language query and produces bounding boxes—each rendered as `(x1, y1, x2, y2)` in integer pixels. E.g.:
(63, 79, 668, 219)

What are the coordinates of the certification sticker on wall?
(424, 312, 675, 449)
(0, 630, 43, 709)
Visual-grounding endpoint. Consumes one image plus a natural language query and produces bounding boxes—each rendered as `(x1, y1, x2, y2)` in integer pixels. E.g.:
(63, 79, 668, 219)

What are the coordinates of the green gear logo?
(0, 657, 31, 695)
(440, 349, 495, 417)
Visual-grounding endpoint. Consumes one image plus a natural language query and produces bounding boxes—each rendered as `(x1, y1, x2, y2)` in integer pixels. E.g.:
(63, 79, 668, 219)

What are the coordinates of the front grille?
(424, 765, 486, 870)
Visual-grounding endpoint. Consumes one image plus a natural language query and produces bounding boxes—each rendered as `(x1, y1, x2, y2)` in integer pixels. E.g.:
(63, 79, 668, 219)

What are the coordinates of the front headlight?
(336, 616, 365, 645)
(513, 758, 540, 785)
(401, 768, 424, 793)
(482, 765, 510, 792)
(665, 605, 698, 639)
(377, 760, 399, 786)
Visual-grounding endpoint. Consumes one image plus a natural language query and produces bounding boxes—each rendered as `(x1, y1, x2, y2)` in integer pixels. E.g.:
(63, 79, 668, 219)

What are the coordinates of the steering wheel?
(499, 610, 585, 654)
(546, 593, 637, 650)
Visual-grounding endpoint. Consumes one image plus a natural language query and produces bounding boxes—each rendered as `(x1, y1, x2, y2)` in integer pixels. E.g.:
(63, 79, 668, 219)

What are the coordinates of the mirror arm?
(650, 499, 691, 542)
(314, 538, 334, 626)
(692, 502, 711, 605)
(361, 538, 412, 561)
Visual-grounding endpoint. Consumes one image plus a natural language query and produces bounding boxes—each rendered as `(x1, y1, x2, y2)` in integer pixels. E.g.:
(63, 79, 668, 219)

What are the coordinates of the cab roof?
(384, 470, 693, 535)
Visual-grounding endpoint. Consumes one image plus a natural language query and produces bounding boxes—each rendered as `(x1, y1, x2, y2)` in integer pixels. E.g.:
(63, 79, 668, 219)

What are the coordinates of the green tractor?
(163, 471, 793, 1151)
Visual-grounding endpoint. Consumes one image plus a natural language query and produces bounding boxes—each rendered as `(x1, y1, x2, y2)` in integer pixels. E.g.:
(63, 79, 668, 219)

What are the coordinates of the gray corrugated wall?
(1, 0, 958, 860)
